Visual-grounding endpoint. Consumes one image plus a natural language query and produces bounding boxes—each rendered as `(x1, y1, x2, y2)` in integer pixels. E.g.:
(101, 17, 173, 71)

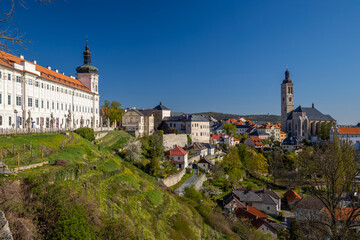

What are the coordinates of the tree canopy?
(101, 100, 124, 125)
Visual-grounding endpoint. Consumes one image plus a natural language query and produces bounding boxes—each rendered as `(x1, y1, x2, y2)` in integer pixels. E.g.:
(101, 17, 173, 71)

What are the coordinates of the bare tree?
(296, 136, 360, 240)
(0, 0, 53, 52)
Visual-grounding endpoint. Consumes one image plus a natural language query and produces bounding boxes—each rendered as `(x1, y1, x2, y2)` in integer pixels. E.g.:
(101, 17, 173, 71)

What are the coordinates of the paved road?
(176, 169, 198, 196)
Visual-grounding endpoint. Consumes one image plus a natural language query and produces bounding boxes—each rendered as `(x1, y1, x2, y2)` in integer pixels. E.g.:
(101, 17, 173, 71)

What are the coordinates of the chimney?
(47, 66, 51, 70)
(18, 54, 24, 59)
(55, 69, 59, 73)
(62, 72, 65, 75)
(312, 103, 315, 108)
(186, 114, 189, 119)
(32, 60, 37, 64)
(70, 75, 75, 79)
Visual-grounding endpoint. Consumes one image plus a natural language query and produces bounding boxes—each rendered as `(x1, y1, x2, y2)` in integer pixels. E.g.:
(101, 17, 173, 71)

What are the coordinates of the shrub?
(74, 128, 95, 142)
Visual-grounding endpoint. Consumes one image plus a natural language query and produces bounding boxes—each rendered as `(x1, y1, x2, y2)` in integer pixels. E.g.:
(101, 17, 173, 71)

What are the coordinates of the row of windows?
(0, 71, 98, 101)
(0, 116, 98, 127)
(0, 94, 98, 113)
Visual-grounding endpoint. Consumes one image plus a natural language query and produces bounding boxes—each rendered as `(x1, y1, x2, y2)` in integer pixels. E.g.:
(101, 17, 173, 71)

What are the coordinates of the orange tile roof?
(250, 136, 264, 146)
(211, 134, 222, 139)
(284, 189, 302, 203)
(323, 207, 360, 222)
(169, 146, 188, 156)
(235, 206, 267, 220)
(337, 127, 360, 135)
(0, 51, 91, 92)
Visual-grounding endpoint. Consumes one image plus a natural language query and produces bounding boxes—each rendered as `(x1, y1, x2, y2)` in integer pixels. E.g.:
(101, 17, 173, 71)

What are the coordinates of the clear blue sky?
(5, 0, 360, 124)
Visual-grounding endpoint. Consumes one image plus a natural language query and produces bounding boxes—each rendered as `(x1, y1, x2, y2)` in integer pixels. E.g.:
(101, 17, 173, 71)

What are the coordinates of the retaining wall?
(162, 169, 186, 187)
(163, 134, 187, 150)
(193, 174, 207, 190)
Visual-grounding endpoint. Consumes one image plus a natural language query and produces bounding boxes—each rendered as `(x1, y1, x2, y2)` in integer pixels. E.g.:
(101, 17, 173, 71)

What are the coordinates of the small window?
(28, 78, 33, 85)
(35, 81, 39, 87)
(0, 116, 2, 125)
(16, 76, 22, 83)
(7, 95, 11, 105)
(28, 97, 32, 107)
(8, 116, 11, 126)
(41, 83, 44, 88)
(0, 93, 2, 104)
(16, 96, 21, 106)
(8, 74, 11, 80)
(35, 99, 39, 108)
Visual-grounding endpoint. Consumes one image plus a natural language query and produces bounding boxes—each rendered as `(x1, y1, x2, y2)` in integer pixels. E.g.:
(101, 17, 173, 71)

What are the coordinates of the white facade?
(170, 154, 188, 169)
(330, 127, 360, 151)
(0, 46, 100, 130)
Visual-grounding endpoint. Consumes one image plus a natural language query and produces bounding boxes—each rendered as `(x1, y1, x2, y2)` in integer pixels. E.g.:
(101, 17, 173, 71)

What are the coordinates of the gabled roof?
(250, 136, 264, 146)
(337, 127, 360, 135)
(164, 114, 209, 122)
(235, 206, 267, 220)
(153, 102, 170, 110)
(284, 189, 302, 203)
(0, 50, 92, 92)
(233, 190, 263, 203)
(198, 157, 212, 165)
(251, 218, 277, 232)
(289, 106, 335, 121)
(168, 146, 188, 156)
(125, 108, 154, 116)
(282, 136, 301, 145)
(295, 196, 324, 210)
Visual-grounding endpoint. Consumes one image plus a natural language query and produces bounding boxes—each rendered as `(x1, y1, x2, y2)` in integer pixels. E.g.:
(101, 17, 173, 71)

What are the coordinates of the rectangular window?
(36, 118, 39, 125)
(41, 100, 44, 109)
(16, 76, 22, 83)
(8, 74, 11, 80)
(47, 84, 49, 90)
(35, 99, 39, 108)
(0, 71, 2, 78)
(16, 96, 21, 106)
(65, 104, 67, 110)
(65, 89, 67, 94)
(28, 97, 32, 107)
(35, 81, 39, 87)
(57, 102, 59, 110)
(57, 87, 59, 92)
(0, 93, 1, 104)
(61, 103, 63, 110)
(52, 86, 54, 91)
(47, 101, 49, 109)
(8, 95, 11, 105)
(52, 102, 54, 109)
(41, 83, 44, 88)
(28, 78, 33, 85)
(8, 116, 11, 126)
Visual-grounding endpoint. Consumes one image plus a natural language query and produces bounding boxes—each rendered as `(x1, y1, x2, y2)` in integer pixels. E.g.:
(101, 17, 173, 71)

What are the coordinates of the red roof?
(0, 50, 91, 92)
(250, 136, 264, 146)
(235, 206, 267, 220)
(211, 134, 222, 139)
(233, 137, 240, 142)
(284, 189, 302, 203)
(169, 146, 188, 156)
(337, 127, 360, 135)
(323, 207, 360, 222)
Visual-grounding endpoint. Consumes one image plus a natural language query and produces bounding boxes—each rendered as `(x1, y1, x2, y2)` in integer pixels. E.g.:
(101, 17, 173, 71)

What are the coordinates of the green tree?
(223, 123, 237, 136)
(296, 136, 359, 240)
(319, 121, 333, 140)
(221, 147, 242, 172)
(248, 152, 269, 176)
(102, 100, 124, 126)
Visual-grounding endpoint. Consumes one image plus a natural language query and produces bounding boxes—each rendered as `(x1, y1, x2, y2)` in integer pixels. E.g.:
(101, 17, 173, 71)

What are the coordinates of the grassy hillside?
(0, 132, 227, 240)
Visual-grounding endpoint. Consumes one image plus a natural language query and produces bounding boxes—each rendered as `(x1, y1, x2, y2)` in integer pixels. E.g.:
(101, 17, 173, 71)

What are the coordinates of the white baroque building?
(0, 42, 100, 130)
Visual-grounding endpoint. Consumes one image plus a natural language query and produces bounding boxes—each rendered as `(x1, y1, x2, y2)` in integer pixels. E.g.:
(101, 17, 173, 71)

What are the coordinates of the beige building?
(257, 124, 281, 142)
(163, 114, 210, 143)
(122, 108, 154, 137)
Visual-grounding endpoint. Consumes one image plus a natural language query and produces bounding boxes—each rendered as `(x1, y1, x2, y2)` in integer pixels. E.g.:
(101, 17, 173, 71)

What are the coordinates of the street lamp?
(14, 109, 18, 134)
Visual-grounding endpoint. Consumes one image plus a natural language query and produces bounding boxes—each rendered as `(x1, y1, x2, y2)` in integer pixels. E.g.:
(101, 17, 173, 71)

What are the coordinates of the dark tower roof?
(153, 102, 170, 110)
(76, 40, 98, 74)
(282, 68, 292, 84)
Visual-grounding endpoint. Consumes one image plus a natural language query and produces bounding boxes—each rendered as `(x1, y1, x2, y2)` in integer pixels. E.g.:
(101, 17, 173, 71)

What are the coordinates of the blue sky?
(4, 0, 360, 124)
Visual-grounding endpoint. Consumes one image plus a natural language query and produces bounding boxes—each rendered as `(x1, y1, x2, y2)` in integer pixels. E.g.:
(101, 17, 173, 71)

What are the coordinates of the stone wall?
(193, 174, 207, 190)
(95, 131, 109, 140)
(0, 211, 13, 240)
(163, 134, 188, 150)
(162, 169, 186, 187)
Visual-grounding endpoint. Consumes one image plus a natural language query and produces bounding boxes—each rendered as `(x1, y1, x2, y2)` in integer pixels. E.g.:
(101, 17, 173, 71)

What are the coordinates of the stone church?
(281, 69, 335, 141)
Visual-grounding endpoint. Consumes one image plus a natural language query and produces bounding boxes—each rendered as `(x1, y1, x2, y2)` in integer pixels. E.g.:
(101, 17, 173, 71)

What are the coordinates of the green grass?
(95, 131, 132, 151)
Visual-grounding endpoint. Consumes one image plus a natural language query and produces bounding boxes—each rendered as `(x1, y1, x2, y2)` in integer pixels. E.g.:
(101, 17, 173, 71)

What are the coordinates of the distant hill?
(192, 112, 281, 124)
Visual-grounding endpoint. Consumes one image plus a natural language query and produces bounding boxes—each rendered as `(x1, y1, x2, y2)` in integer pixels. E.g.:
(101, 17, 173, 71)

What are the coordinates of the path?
(175, 169, 198, 196)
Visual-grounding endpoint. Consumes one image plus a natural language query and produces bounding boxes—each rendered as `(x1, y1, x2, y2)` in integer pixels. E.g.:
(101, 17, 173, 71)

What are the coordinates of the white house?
(330, 126, 360, 151)
(0, 42, 100, 130)
(165, 146, 189, 169)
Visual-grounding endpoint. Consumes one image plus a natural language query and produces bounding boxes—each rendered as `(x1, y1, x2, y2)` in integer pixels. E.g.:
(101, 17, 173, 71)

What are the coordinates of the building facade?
(122, 108, 155, 137)
(163, 114, 210, 143)
(0, 42, 100, 130)
(330, 126, 360, 151)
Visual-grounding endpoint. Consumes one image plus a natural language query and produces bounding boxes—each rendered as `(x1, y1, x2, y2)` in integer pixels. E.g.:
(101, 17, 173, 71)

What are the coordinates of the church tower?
(281, 68, 294, 132)
(76, 40, 99, 94)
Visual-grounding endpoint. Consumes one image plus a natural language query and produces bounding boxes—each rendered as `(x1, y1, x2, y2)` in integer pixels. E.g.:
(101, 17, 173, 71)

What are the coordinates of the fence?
(0, 126, 113, 136)
(0, 133, 75, 171)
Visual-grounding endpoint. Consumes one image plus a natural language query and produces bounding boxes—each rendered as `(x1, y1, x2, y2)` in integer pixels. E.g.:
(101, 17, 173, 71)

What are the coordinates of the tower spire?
(83, 39, 91, 65)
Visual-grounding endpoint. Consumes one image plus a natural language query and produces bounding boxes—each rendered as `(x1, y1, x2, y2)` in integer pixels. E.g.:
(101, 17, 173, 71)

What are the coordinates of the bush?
(74, 128, 95, 142)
